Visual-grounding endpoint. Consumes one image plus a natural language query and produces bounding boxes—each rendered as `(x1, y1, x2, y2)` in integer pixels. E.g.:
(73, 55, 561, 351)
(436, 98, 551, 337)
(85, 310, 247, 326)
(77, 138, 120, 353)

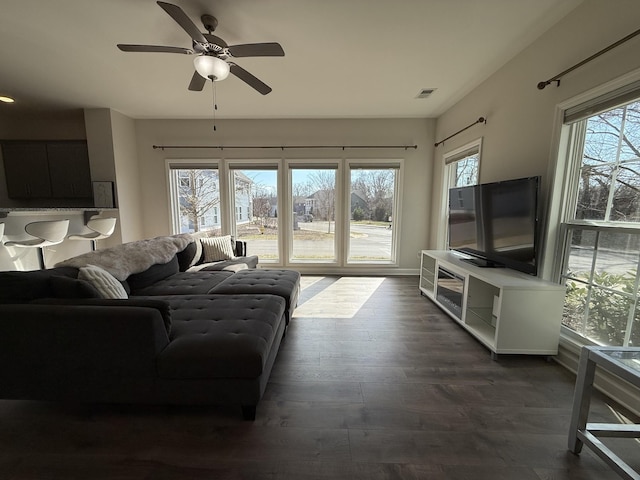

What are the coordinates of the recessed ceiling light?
(0, 96, 15, 103)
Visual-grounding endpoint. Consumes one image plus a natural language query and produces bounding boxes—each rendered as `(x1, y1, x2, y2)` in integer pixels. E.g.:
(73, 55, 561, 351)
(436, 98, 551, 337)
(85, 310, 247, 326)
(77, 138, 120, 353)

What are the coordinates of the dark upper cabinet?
(47, 142, 92, 198)
(2, 142, 52, 198)
(2, 140, 91, 199)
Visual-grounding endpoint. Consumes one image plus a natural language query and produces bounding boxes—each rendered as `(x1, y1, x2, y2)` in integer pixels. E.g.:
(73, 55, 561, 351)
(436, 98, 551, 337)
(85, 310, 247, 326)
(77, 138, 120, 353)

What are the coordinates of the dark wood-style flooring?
(1, 275, 638, 479)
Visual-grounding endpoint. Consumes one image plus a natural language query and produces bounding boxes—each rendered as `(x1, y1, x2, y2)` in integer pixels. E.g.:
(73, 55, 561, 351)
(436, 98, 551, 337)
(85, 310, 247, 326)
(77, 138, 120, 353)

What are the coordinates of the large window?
(167, 157, 403, 269)
(558, 90, 640, 347)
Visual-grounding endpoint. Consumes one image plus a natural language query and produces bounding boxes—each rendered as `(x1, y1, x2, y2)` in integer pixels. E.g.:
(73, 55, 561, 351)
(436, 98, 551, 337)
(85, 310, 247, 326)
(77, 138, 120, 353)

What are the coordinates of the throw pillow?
(201, 235, 236, 262)
(78, 265, 128, 300)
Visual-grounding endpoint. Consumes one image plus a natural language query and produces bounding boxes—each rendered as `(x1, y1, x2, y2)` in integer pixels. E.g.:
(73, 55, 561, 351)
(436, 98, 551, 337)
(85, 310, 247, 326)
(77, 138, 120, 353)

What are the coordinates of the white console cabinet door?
(420, 250, 566, 356)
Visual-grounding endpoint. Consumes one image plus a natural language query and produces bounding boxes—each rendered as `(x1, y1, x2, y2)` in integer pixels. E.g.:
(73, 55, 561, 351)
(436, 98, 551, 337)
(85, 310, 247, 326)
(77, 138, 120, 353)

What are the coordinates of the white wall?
(134, 117, 434, 273)
(84, 108, 144, 245)
(430, 0, 640, 259)
(110, 110, 144, 243)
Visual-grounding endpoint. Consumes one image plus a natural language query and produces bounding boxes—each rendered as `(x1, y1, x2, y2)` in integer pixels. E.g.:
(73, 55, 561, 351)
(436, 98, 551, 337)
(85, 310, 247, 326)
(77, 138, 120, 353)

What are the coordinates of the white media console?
(420, 250, 566, 356)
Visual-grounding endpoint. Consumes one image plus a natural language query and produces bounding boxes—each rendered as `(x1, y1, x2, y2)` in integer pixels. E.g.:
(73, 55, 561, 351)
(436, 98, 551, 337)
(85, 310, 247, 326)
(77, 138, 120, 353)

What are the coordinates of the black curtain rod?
(538, 27, 640, 90)
(153, 144, 417, 151)
(434, 117, 486, 148)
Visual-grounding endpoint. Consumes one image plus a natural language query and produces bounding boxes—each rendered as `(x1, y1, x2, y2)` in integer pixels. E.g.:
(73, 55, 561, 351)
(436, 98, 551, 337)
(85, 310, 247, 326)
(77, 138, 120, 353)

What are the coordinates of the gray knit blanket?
(56, 234, 193, 280)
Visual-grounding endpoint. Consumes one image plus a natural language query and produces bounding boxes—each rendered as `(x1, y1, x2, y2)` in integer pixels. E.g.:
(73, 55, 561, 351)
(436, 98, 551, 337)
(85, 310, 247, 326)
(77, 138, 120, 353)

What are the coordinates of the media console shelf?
(420, 250, 566, 357)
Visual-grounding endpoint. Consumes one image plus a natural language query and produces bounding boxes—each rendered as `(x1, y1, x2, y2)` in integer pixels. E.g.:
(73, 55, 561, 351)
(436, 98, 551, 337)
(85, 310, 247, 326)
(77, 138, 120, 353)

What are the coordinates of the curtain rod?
(434, 117, 486, 148)
(538, 27, 640, 90)
(153, 144, 418, 151)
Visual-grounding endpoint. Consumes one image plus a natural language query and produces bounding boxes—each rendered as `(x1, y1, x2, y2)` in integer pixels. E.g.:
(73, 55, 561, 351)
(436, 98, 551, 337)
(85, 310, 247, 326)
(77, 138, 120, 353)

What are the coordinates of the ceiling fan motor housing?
(201, 14, 218, 33)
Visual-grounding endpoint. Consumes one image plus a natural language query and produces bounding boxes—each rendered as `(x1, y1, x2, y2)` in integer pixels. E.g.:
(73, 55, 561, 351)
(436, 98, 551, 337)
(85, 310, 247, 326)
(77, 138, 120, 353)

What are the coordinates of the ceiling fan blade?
(117, 44, 193, 54)
(227, 42, 285, 58)
(188, 71, 207, 91)
(229, 63, 272, 95)
(157, 1, 207, 44)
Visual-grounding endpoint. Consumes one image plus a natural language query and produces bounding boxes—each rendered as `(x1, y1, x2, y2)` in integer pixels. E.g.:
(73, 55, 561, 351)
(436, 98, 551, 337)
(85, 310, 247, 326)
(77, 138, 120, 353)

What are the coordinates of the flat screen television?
(448, 176, 540, 275)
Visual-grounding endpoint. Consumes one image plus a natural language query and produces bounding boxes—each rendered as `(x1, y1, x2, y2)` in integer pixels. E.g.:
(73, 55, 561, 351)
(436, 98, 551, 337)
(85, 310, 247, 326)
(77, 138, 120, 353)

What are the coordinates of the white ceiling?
(0, 0, 583, 120)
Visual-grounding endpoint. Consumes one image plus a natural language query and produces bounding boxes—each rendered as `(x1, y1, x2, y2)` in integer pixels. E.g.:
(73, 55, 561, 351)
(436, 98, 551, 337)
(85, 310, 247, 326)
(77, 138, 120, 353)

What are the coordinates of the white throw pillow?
(201, 235, 236, 262)
(78, 264, 128, 299)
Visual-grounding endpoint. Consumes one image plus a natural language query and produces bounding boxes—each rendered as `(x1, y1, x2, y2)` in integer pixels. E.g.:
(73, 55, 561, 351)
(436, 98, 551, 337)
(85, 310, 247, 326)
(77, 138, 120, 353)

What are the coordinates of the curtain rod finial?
(537, 81, 548, 90)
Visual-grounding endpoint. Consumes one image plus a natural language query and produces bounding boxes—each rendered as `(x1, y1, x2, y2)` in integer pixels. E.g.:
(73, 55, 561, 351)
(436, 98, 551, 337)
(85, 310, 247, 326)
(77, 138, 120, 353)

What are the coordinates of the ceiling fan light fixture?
(194, 55, 230, 81)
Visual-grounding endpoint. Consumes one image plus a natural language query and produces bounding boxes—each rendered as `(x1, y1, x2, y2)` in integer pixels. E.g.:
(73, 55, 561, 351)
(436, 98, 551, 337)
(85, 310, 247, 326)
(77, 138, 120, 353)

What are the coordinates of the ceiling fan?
(117, 1, 284, 95)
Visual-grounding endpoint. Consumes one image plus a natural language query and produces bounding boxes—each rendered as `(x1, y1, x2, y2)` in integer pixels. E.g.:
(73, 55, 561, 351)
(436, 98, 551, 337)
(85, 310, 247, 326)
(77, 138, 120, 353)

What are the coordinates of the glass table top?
(600, 348, 640, 373)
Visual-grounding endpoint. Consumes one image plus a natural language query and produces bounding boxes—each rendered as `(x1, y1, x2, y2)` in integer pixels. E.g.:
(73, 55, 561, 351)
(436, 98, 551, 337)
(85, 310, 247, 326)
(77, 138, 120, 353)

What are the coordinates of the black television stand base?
(462, 257, 505, 269)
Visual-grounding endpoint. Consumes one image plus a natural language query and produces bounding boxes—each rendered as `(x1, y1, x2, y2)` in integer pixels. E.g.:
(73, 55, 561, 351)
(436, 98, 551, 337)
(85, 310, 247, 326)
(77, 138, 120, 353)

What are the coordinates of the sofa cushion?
(126, 256, 180, 291)
(176, 242, 198, 271)
(30, 297, 172, 336)
(209, 269, 301, 323)
(155, 294, 285, 379)
(49, 275, 102, 299)
(201, 235, 236, 262)
(129, 270, 233, 296)
(78, 265, 128, 300)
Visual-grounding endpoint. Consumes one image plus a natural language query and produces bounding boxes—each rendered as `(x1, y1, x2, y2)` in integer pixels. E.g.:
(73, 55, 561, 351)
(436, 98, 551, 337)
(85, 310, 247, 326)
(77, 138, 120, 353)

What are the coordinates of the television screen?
(448, 176, 540, 275)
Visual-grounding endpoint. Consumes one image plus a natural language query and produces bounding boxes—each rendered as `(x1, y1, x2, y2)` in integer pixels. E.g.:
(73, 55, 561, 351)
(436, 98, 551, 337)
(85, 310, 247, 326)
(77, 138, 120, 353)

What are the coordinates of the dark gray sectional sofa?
(0, 234, 300, 420)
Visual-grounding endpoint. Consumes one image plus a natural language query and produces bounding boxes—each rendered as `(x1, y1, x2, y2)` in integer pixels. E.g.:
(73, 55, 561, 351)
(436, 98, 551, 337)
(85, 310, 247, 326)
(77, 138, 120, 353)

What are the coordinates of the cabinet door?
(1, 142, 52, 198)
(47, 142, 92, 198)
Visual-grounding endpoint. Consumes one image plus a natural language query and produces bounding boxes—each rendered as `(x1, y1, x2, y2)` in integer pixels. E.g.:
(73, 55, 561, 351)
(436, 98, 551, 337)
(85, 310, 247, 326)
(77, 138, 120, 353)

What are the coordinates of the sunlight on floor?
(294, 276, 385, 319)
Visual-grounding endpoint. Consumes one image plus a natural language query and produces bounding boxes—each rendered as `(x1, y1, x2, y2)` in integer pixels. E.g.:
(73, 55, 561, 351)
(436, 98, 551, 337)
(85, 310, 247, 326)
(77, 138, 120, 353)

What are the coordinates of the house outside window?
(557, 87, 640, 347)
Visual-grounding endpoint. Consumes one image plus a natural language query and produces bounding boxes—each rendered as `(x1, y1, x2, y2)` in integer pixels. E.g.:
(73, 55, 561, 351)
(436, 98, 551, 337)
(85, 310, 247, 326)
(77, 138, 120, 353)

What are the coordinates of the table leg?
(568, 346, 597, 454)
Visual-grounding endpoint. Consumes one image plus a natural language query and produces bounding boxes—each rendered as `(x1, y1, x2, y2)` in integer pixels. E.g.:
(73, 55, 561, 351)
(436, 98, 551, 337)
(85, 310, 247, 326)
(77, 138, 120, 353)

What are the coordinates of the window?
(168, 166, 221, 234)
(558, 88, 640, 347)
(439, 139, 481, 249)
(231, 167, 279, 262)
(348, 164, 399, 263)
(445, 140, 480, 188)
(290, 166, 337, 262)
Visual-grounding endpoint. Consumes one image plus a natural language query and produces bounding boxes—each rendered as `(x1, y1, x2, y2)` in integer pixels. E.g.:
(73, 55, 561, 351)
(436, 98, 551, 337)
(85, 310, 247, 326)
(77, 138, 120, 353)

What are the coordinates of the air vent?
(416, 88, 436, 99)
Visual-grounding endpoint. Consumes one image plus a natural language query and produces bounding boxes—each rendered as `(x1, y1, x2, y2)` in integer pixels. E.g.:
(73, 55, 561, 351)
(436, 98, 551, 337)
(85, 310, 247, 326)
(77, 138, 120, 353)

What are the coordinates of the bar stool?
(0, 222, 4, 244)
(68, 216, 117, 251)
(5, 219, 70, 269)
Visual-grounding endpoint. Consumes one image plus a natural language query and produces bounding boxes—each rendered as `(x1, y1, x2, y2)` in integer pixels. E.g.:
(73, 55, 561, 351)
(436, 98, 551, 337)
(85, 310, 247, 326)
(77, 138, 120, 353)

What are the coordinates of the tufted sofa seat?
(156, 294, 285, 379)
(209, 269, 301, 324)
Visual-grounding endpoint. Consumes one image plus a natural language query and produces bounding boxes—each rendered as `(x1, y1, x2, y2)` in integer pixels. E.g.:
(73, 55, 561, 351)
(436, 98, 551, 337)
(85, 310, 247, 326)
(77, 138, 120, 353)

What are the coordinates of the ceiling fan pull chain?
(211, 78, 217, 132)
